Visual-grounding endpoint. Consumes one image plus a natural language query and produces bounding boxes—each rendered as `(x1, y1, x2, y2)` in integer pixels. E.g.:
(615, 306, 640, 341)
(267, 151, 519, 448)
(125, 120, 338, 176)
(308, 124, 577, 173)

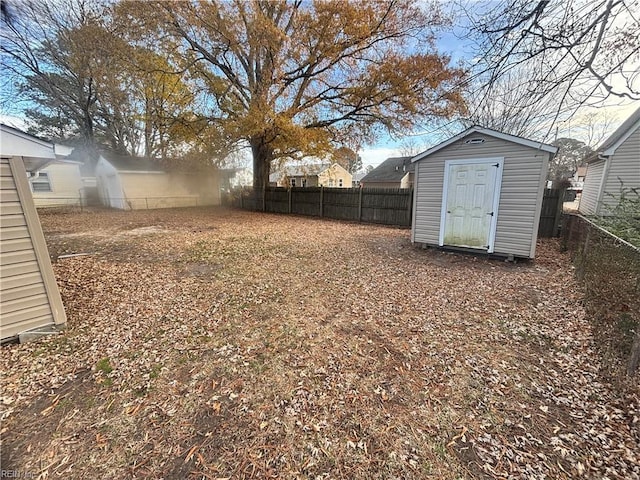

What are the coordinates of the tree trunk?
(250, 135, 273, 191)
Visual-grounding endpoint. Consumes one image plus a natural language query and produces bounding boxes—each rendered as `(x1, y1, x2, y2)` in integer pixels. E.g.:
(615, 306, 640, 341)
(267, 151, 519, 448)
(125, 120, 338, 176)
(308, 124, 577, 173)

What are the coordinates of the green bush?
(596, 183, 640, 247)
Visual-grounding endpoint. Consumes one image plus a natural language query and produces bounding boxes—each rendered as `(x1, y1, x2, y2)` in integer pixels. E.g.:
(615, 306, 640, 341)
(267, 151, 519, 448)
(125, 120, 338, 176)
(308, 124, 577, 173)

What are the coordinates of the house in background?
(565, 165, 588, 203)
(351, 172, 366, 187)
(95, 151, 222, 210)
(29, 156, 84, 208)
(570, 166, 588, 190)
(579, 107, 640, 216)
(0, 124, 67, 342)
(269, 163, 352, 188)
(411, 126, 557, 259)
(360, 156, 414, 188)
(219, 167, 253, 190)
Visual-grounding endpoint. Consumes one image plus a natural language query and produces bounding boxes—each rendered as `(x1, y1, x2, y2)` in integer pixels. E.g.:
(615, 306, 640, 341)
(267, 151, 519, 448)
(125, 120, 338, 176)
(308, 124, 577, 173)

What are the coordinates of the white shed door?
(441, 160, 501, 250)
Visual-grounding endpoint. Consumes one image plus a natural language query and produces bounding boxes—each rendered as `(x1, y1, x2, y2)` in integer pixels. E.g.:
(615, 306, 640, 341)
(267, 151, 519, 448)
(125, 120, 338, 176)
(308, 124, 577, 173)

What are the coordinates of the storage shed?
(95, 151, 222, 210)
(579, 106, 640, 216)
(0, 124, 67, 342)
(411, 126, 557, 259)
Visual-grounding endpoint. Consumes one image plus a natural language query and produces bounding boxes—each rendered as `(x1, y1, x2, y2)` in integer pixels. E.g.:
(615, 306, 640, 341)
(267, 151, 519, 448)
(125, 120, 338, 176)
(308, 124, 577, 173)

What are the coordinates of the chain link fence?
(562, 214, 640, 380)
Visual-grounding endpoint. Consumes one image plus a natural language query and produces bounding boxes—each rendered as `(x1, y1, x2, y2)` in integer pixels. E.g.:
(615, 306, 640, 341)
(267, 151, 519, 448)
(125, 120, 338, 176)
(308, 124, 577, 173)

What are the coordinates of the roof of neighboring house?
(101, 151, 165, 172)
(361, 157, 413, 183)
(0, 123, 52, 147)
(412, 126, 558, 163)
(0, 123, 57, 171)
(595, 106, 640, 157)
(269, 163, 330, 182)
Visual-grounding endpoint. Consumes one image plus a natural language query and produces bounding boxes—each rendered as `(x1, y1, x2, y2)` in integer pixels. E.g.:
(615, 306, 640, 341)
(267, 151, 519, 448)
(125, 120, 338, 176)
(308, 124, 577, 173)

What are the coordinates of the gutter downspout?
(595, 153, 611, 215)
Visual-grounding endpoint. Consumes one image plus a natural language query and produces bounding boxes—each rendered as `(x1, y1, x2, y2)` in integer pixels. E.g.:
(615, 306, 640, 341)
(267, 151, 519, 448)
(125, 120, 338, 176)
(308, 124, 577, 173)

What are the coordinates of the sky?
(2, 1, 638, 171)
(355, 8, 640, 170)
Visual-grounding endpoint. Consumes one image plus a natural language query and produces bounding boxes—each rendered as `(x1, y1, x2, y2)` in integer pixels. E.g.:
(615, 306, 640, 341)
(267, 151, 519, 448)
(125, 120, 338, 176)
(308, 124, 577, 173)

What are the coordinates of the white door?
(441, 159, 502, 251)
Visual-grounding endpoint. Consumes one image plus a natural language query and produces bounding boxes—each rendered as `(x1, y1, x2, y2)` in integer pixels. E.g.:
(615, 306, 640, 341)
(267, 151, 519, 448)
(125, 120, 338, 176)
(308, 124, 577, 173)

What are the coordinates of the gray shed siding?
(412, 133, 549, 258)
(1, 157, 66, 341)
(600, 126, 640, 213)
(579, 160, 605, 215)
(579, 124, 640, 216)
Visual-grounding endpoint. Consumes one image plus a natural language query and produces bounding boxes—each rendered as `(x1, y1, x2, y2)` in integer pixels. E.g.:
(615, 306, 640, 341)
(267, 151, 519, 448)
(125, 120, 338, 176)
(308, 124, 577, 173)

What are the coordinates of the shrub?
(596, 182, 640, 247)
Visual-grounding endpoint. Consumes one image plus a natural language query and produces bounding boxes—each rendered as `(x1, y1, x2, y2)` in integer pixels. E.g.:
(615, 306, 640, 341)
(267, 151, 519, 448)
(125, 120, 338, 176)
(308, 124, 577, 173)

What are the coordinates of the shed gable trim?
(602, 115, 640, 156)
(7, 157, 67, 329)
(412, 127, 557, 163)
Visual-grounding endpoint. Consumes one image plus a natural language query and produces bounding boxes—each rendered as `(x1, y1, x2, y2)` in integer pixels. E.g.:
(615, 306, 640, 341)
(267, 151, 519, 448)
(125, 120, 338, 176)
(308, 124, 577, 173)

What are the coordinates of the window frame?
(31, 172, 52, 193)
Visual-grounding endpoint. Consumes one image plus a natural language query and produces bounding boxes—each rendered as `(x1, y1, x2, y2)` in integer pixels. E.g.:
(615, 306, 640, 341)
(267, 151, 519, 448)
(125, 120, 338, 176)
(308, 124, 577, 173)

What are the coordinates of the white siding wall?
(119, 171, 222, 209)
(1, 157, 66, 340)
(579, 160, 605, 215)
(412, 133, 549, 258)
(600, 127, 640, 214)
(31, 162, 83, 207)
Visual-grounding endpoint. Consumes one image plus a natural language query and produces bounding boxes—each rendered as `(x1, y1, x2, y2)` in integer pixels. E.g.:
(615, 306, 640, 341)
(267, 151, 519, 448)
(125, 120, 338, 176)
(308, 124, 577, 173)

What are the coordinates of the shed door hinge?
(487, 211, 494, 216)
(492, 163, 500, 167)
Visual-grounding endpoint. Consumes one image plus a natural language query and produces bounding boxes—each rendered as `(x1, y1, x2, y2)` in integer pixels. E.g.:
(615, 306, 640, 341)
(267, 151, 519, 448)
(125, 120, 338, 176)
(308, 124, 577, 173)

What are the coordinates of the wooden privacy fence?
(228, 187, 414, 226)
(538, 188, 565, 238)
(230, 187, 565, 232)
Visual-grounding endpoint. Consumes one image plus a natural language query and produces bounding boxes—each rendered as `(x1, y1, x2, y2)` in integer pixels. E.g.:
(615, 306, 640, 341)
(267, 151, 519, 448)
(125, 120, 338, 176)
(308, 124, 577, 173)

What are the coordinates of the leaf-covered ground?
(1, 207, 638, 479)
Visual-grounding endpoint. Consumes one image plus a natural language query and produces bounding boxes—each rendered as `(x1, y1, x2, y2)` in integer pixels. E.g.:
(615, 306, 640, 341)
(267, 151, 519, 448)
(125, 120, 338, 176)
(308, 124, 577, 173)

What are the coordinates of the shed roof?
(597, 106, 640, 157)
(101, 151, 165, 172)
(361, 156, 413, 183)
(412, 126, 558, 163)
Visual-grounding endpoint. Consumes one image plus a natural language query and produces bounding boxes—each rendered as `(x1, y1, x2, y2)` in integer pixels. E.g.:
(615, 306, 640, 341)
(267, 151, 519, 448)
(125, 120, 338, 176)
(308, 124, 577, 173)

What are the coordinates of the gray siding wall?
(1, 157, 65, 340)
(600, 126, 640, 214)
(412, 133, 549, 258)
(579, 159, 605, 215)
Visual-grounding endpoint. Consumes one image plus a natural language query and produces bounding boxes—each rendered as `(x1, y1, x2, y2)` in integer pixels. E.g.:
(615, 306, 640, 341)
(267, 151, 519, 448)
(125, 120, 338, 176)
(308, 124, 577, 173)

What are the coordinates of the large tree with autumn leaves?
(129, 0, 466, 189)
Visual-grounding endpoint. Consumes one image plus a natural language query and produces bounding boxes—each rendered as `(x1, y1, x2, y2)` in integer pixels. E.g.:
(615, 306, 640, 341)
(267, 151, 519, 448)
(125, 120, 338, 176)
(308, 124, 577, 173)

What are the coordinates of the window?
(31, 172, 52, 192)
(328, 179, 335, 187)
(338, 178, 343, 187)
(290, 178, 296, 187)
(302, 178, 307, 187)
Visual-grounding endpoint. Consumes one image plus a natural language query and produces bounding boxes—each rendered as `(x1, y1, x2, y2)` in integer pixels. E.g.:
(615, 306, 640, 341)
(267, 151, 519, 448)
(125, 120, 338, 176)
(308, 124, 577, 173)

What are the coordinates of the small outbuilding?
(579, 106, 640, 216)
(0, 124, 67, 342)
(94, 151, 222, 210)
(411, 126, 557, 259)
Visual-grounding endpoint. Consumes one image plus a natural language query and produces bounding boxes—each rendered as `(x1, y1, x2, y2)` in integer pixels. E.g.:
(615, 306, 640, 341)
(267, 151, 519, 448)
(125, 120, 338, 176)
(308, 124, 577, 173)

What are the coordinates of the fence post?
(407, 188, 414, 226)
(262, 187, 267, 212)
(319, 186, 324, 217)
(553, 188, 565, 236)
(145, 198, 149, 210)
(358, 187, 363, 222)
(240, 189, 244, 209)
(288, 188, 292, 214)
